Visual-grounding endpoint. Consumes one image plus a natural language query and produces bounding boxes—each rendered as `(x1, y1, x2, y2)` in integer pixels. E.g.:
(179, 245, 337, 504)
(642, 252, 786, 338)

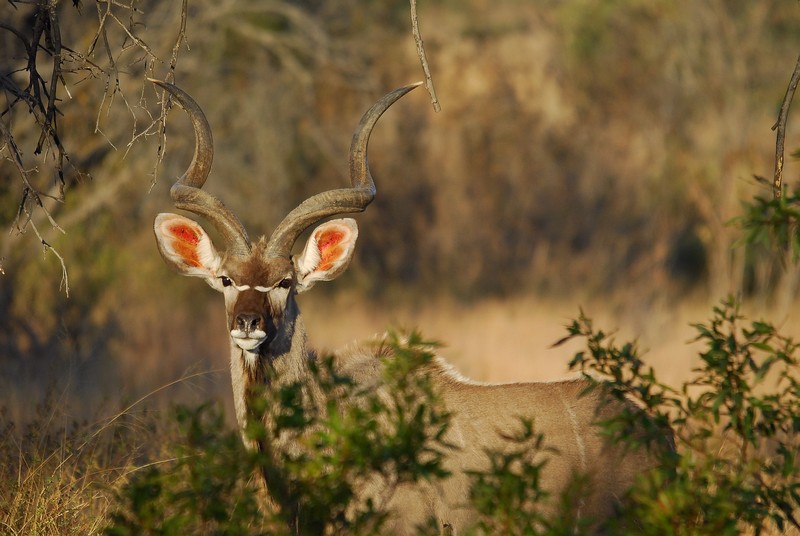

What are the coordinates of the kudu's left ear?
(294, 218, 358, 293)
(154, 213, 223, 280)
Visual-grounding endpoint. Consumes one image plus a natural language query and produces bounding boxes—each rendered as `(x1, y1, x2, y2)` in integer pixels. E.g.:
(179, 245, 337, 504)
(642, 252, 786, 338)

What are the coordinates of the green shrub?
(106, 332, 453, 535)
(562, 297, 800, 534)
(106, 402, 267, 536)
(107, 300, 800, 535)
(736, 187, 800, 262)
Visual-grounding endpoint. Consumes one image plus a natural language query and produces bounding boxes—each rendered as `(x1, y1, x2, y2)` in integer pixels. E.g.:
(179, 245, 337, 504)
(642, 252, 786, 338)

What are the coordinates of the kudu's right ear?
(154, 213, 222, 281)
(294, 218, 358, 293)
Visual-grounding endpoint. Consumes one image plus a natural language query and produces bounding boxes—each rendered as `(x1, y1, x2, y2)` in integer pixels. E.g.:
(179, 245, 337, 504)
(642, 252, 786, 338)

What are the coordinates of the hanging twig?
(771, 53, 800, 199)
(409, 0, 440, 113)
(0, 117, 70, 296)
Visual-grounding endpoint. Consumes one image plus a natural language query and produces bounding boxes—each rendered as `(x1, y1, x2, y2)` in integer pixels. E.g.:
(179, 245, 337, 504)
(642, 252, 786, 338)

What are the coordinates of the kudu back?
(152, 80, 668, 533)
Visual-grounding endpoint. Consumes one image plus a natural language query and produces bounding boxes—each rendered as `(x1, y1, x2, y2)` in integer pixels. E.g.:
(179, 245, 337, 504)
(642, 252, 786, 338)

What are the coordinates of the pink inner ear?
(168, 223, 202, 268)
(315, 228, 346, 271)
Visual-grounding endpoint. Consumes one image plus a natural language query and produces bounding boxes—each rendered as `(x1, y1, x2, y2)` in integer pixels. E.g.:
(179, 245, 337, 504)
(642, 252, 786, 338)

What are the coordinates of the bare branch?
(146, 0, 188, 187)
(0, 118, 64, 233)
(771, 52, 800, 199)
(168, 0, 189, 78)
(42, 237, 70, 296)
(1, 1, 188, 293)
(104, 9, 158, 60)
(0, 127, 71, 296)
(409, 0, 440, 113)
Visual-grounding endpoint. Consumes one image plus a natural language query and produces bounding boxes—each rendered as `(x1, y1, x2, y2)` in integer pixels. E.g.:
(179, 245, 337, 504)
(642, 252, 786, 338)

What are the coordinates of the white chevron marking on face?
(230, 283, 270, 293)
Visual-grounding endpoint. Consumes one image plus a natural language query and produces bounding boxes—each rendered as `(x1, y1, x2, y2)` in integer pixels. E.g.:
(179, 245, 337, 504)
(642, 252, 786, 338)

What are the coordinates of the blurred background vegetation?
(2, 0, 800, 423)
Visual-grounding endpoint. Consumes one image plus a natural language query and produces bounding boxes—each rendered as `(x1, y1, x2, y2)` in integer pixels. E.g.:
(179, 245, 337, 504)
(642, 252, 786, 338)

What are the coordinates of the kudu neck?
(228, 298, 317, 435)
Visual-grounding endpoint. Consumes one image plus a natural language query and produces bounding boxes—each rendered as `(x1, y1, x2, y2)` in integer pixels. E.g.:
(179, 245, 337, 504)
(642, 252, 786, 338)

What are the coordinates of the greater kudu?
(152, 80, 667, 534)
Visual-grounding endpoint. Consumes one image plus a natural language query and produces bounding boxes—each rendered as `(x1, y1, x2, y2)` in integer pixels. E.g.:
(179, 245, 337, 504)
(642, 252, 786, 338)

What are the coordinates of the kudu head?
(152, 81, 419, 366)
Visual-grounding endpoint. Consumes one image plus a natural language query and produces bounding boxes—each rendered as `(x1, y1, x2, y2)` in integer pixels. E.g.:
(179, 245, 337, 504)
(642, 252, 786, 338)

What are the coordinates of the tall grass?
(0, 373, 216, 535)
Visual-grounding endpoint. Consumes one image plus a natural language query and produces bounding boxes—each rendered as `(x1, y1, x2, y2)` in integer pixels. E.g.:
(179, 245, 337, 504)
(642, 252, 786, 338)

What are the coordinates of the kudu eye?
(219, 276, 233, 287)
(278, 277, 293, 289)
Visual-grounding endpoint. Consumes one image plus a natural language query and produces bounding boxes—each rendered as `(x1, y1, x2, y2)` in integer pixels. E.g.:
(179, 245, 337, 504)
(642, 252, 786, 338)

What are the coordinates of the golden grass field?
(303, 292, 799, 389)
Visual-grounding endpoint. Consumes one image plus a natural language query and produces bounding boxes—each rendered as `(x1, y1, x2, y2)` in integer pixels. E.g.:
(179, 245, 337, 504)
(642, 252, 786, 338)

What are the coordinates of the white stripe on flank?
(560, 390, 587, 529)
(561, 393, 587, 470)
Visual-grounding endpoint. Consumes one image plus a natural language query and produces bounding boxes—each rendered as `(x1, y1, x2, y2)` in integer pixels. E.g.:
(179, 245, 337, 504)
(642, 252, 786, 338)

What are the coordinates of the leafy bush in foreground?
(248, 331, 452, 535)
(106, 332, 452, 535)
(562, 297, 800, 535)
(106, 300, 800, 535)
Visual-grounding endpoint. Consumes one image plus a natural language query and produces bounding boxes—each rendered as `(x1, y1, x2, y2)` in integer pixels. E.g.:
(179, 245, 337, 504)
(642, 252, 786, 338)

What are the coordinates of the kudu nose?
(235, 313, 264, 335)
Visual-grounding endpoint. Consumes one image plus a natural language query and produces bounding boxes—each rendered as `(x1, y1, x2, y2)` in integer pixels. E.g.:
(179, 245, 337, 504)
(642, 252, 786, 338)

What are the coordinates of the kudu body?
(153, 81, 665, 533)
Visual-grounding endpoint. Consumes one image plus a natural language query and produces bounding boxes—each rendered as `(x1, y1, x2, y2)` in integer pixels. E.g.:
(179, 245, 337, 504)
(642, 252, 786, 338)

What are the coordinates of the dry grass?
(2, 453, 110, 535)
(0, 375, 209, 535)
(0, 416, 128, 535)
